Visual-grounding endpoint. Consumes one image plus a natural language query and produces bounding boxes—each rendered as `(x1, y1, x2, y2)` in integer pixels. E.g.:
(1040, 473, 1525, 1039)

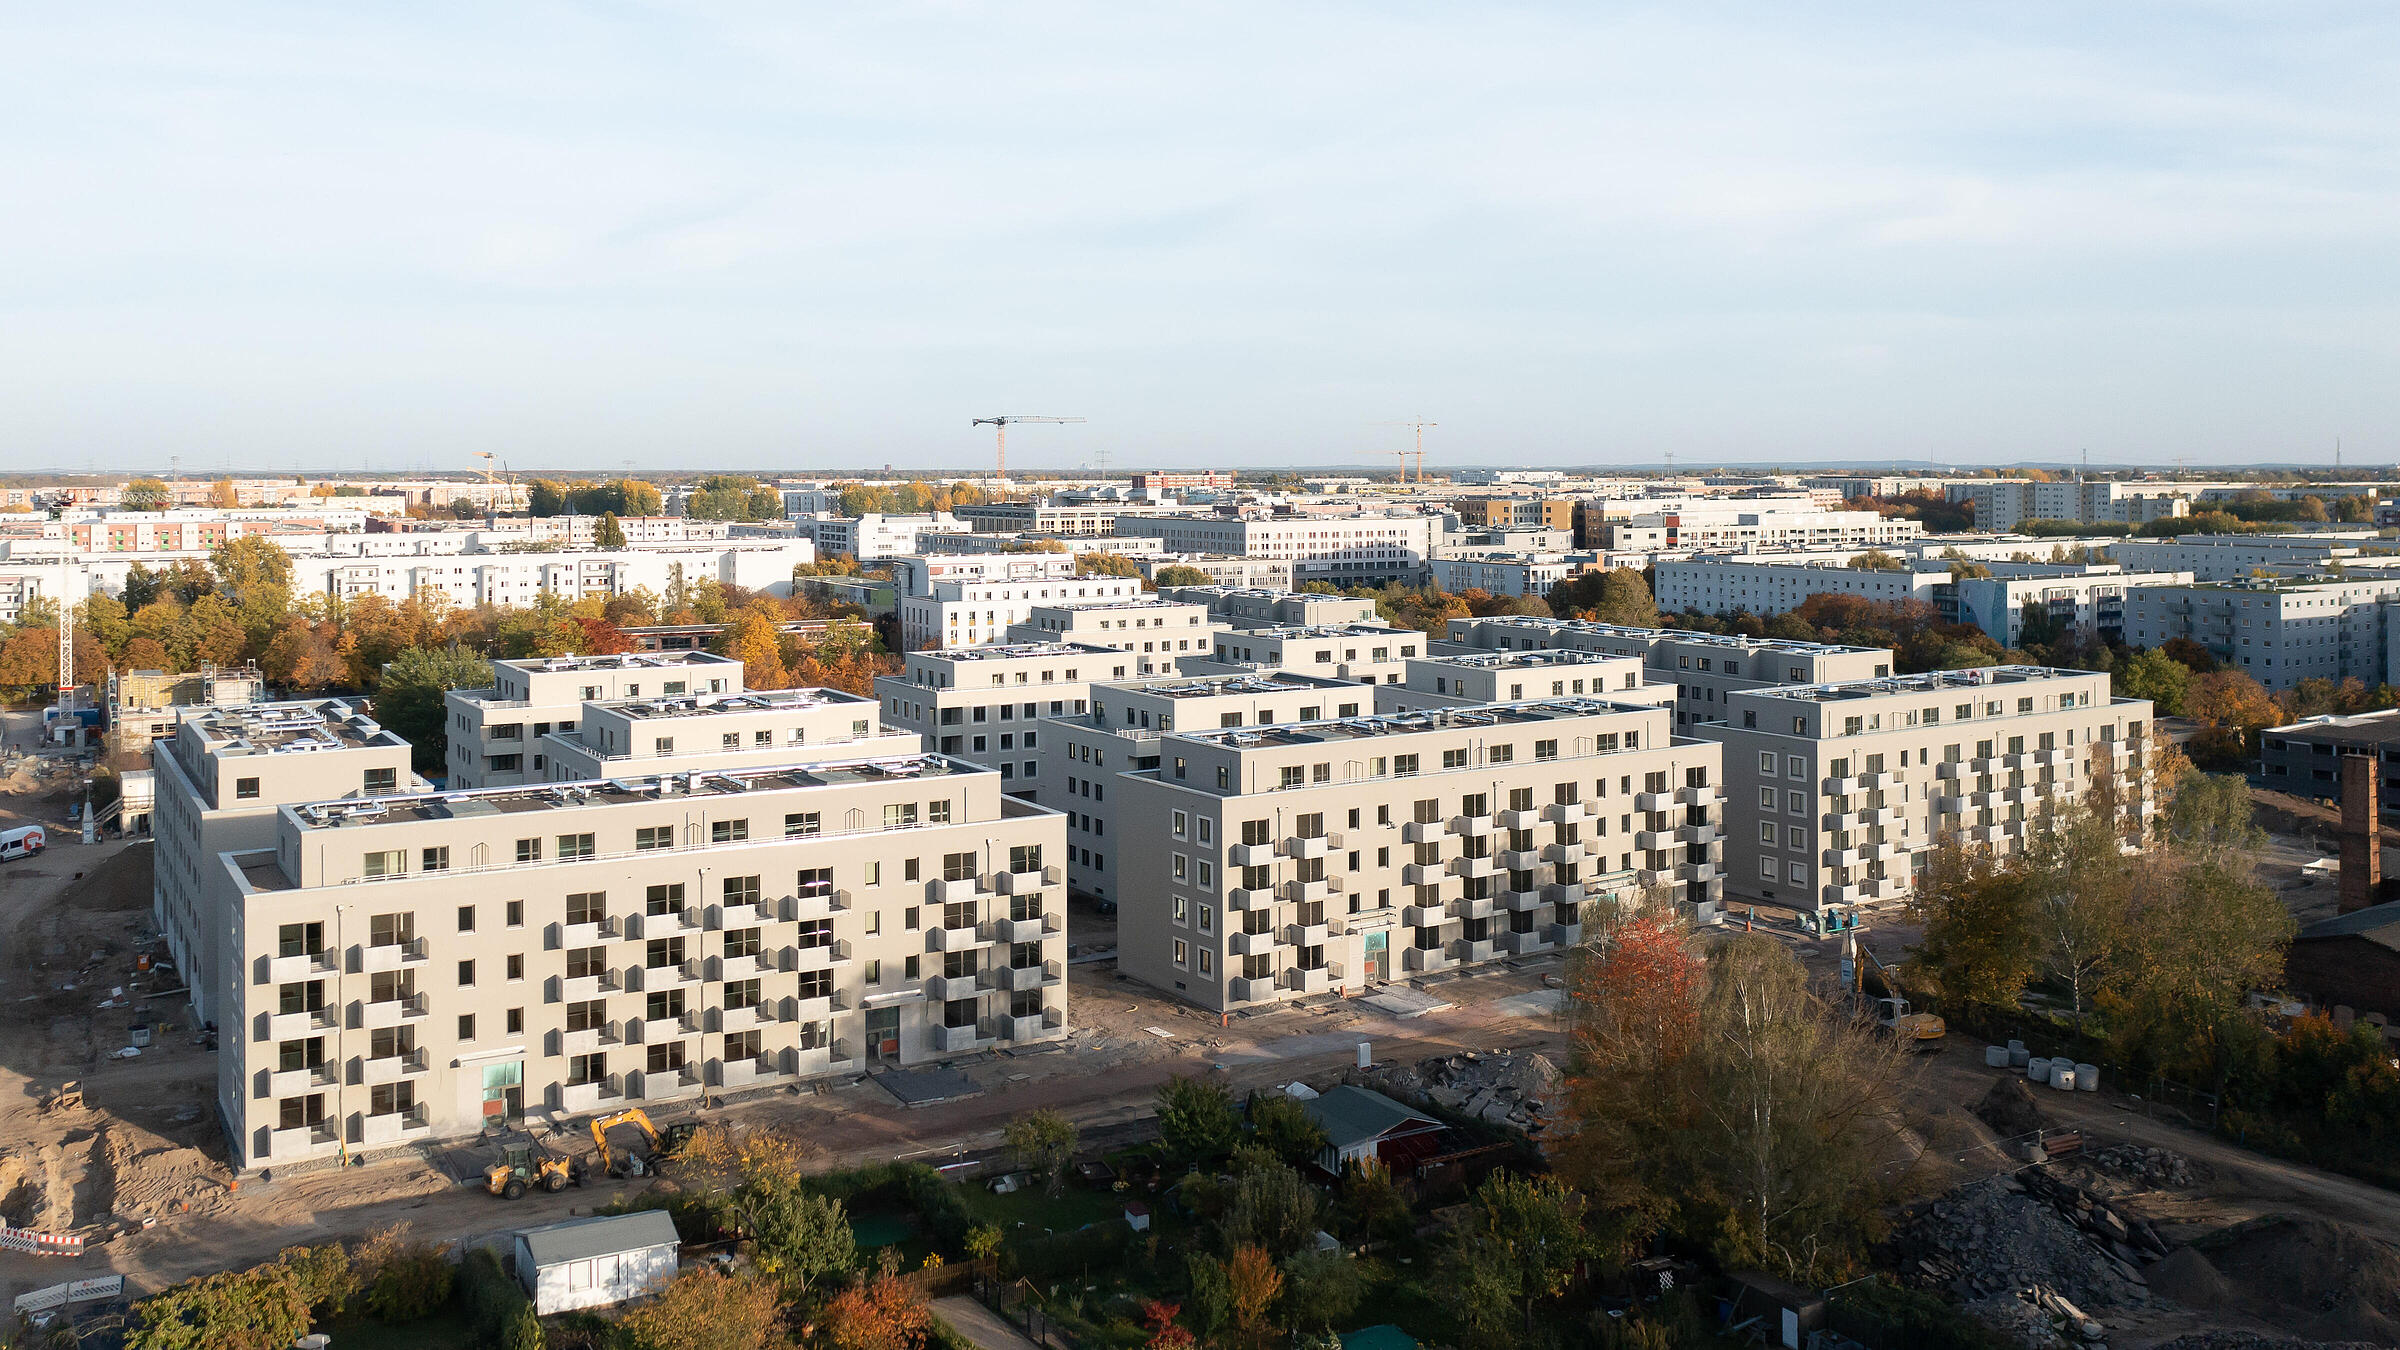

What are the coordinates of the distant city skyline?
(2, 5, 2394, 471)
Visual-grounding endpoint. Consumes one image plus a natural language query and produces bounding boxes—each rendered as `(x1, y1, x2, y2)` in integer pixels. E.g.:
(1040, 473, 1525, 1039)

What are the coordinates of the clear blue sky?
(2, 4, 2395, 473)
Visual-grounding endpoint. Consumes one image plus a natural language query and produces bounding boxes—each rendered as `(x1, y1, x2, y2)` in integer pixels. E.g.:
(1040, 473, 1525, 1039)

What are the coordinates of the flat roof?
(1131, 672, 1363, 699)
(918, 642, 1118, 662)
(497, 651, 739, 673)
(1737, 664, 2101, 705)
(602, 687, 871, 720)
(1224, 623, 1415, 639)
(1458, 616, 1882, 657)
(1030, 600, 1201, 613)
(291, 754, 984, 828)
(1179, 696, 1658, 749)
(187, 701, 401, 755)
(1416, 649, 1637, 670)
(2268, 711, 2400, 747)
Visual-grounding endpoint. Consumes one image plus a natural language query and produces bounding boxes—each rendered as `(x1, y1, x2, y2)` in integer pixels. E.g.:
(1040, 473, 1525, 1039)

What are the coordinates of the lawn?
(959, 1179, 1132, 1236)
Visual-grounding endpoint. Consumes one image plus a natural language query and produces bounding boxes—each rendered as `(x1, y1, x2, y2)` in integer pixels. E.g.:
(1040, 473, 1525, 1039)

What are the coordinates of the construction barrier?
(0, 1225, 87, 1256)
(11, 1274, 119, 1315)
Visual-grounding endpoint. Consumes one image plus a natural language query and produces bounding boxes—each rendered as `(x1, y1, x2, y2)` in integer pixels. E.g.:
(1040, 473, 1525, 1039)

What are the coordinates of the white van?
(0, 826, 45, 860)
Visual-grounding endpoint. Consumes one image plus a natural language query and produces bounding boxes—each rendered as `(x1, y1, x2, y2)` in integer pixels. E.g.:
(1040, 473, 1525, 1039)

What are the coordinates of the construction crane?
(1375, 420, 1437, 485)
(971, 416, 1084, 483)
(473, 451, 514, 523)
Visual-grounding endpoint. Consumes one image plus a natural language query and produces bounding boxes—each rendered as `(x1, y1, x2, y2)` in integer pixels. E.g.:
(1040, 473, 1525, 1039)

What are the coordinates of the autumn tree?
(594, 511, 628, 550)
(716, 607, 791, 688)
(208, 479, 240, 508)
(1557, 908, 1700, 1258)
(1907, 833, 2040, 1013)
(1849, 549, 1906, 571)
(821, 1257, 932, 1350)
(1154, 565, 1214, 588)
(2116, 647, 2192, 716)
(1435, 1173, 1589, 1349)
(122, 476, 174, 511)
(1004, 1108, 1078, 1196)
(1223, 1244, 1284, 1350)
(1550, 567, 1659, 626)
(375, 646, 494, 775)
(2024, 796, 2132, 1033)
(1156, 1072, 1240, 1165)
(1247, 1093, 1331, 1169)
(126, 1264, 310, 1350)
(616, 1267, 792, 1350)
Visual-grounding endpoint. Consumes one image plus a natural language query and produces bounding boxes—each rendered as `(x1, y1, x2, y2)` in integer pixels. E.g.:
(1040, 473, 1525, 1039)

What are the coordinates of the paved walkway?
(934, 1296, 1044, 1350)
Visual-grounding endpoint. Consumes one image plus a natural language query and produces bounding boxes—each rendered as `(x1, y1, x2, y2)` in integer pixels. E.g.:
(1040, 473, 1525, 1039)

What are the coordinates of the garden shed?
(1295, 1085, 1447, 1174)
(512, 1210, 681, 1314)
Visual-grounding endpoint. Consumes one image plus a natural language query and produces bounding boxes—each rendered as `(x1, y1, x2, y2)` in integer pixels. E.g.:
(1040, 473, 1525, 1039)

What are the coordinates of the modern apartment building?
(1156, 585, 1382, 630)
(1701, 667, 2152, 914)
(209, 753, 1067, 1169)
(1428, 553, 1595, 597)
(2123, 576, 2400, 691)
(954, 502, 1163, 537)
(540, 688, 919, 781)
(1949, 571, 2192, 648)
(2110, 535, 2374, 582)
(1129, 470, 1237, 494)
(2260, 711, 2400, 818)
(1041, 672, 1372, 903)
(1110, 514, 1440, 586)
(884, 551, 1080, 597)
(796, 513, 969, 560)
(1600, 508, 1922, 554)
(152, 701, 428, 1027)
(1653, 559, 1948, 618)
(446, 653, 744, 789)
(874, 643, 1120, 797)
(898, 576, 1146, 650)
(1450, 498, 1574, 532)
(1202, 624, 1427, 686)
(1949, 480, 2191, 532)
(1377, 649, 1663, 712)
(1112, 699, 1724, 1011)
(1004, 601, 1224, 675)
(1132, 554, 1296, 591)
(1440, 617, 1893, 729)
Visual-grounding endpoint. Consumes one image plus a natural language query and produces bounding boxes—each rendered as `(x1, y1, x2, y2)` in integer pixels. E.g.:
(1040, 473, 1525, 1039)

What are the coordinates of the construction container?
(2028, 1057, 2051, 1083)
(2008, 1043, 2030, 1068)
(2051, 1066, 2078, 1091)
(2075, 1063, 2099, 1092)
(1984, 1045, 2008, 1068)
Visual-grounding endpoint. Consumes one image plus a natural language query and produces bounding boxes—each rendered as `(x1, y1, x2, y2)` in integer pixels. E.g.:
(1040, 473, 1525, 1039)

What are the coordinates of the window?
(364, 768, 397, 794)
(711, 819, 749, 844)
(505, 899, 524, 927)
(515, 838, 540, 864)
(235, 777, 260, 800)
(458, 1013, 476, 1040)
(785, 812, 821, 838)
(635, 826, 673, 851)
(723, 875, 761, 908)
(884, 803, 919, 829)
(362, 850, 404, 879)
(458, 960, 476, 987)
(557, 834, 595, 861)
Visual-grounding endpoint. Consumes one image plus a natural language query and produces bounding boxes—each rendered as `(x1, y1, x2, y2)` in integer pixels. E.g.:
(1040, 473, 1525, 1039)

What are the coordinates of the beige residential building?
(1113, 699, 1724, 1011)
(153, 701, 426, 1027)
(1039, 672, 1376, 904)
(1004, 600, 1224, 676)
(874, 644, 1123, 800)
(1701, 667, 2153, 915)
(541, 688, 919, 781)
(210, 753, 1067, 1169)
(1377, 649, 1663, 712)
(1155, 585, 1383, 630)
(1198, 624, 1427, 686)
(1442, 617, 1892, 729)
(446, 653, 744, 788)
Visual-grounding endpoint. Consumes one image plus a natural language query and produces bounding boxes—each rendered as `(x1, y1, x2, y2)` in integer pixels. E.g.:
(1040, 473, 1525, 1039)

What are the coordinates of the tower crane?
(1375, 419, 1437, 485)
(971, 416, 1084, 484)
(473, 451, 515, 523)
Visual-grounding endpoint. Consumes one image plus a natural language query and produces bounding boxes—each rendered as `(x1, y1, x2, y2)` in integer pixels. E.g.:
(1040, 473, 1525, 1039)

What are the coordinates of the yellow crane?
(971, 415, 1084, 483)
(1374, 419, 1437, 484)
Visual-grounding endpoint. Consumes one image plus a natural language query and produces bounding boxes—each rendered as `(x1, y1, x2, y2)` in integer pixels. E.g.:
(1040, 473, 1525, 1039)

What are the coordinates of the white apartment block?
(1654, 559, 1948, 618)
(1429, 553, 1594, 597)
(1440, 617, 1894, 730)
(446, 653, 745, 789)
(206, 751, 1066, 1169)
(1156, 586, 1382, 630)
(1004, 601, 1224, 675)
(1113, 699, 1724, 1011)
(1950, 571, 2193, 648)
(1948, 481, 2191, 532)
(153, 702, 429, 1028)
(1702, 667, 2152, 914)
(1134, 554, 1296, 591)
(2109, 535, 2373, 582)
(1202, 624, 1427, 686)
(541, 688, 919, 782)
(954, 502, 1163, 537)
(1040, 672, 1373, 903)
(874, 644, 1125, 797)
(797, 513, 970, 560)
(1601, 508, 1922, 554)
(1110, 514, 1440, 586)
(900, 577, 1146, 650)
(885, 552, 1080, 597)
(2123, 576, 2400, 691)
(312, 542, 817, 608)
(1377, 649, 1664, 713)
(527, 516, 731, 547)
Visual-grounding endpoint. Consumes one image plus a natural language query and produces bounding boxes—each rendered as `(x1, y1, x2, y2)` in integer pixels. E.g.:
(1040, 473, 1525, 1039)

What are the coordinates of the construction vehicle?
(589, 1108, 699, 1178)
(486, 1134, 579, 1199)
(1849, 933, 1946, 1049)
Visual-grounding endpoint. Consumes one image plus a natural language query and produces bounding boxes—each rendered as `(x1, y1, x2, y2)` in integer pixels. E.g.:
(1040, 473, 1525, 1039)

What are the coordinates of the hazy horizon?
(3, 4, 2395, 472)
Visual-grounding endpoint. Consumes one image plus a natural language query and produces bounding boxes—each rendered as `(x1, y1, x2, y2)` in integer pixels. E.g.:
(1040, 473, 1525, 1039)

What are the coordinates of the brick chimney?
(2340, 753, 2379, 915)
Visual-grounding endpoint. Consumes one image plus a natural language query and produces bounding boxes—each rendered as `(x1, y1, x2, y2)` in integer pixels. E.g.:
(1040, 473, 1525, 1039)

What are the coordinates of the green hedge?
(1828, 1279, 2013, 1350)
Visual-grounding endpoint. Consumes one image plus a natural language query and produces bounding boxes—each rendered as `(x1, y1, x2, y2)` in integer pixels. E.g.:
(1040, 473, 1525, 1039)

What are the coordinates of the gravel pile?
(2152, 1336, 2389, 1350)
(1349, 1050, 1561, 1134)
(2084, 1143, 2201, 1189)
(1895, 1174, 2155, 1313)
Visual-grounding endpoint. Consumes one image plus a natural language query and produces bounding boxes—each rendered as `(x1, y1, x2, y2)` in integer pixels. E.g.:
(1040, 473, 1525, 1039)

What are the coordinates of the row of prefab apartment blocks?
(151, 588, 2155, 1172)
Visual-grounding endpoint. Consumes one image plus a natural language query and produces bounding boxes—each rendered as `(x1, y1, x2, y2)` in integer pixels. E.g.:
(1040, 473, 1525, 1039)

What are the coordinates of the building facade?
(898, 577, 1146, 650)
(1110, 514, 1440, 586)
(1653, 559, 1947, 618)
(2123, 576, 2400, 691)
(1440, 617, 1894, 729)
(447, 653, 745, 789)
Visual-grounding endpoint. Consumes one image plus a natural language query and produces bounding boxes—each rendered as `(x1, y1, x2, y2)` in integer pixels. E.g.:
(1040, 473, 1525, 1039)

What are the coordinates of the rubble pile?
(1349, 1050, 1562, 1133)
(2083, 1143, 2200, 1189)
(1896, 1171, 2165, 1319)
(2153, 1336, 2389, 1350)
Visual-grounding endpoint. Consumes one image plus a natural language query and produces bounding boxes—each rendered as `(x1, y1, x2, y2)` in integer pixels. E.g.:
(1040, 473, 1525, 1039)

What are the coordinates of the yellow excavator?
(1850, 932, 1946, 1050)
(590, 1107, 699, 1178)
(486, 1134, 579, 1199)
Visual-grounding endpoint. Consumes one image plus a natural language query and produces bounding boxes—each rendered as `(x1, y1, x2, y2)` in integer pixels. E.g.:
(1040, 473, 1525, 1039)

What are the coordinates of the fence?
(1939, 1005, 2220, 1128)
(970, 1275, 1082, 1350)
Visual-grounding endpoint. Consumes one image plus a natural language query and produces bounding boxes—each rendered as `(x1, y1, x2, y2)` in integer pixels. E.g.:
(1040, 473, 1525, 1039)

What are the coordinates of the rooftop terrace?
(188, 701, 402, 755)
(1738, 664, 2100, 705)
(498, 651, 740, 673)
(1458, 616, 1882, 657)
(290, 754, 987, 829)
(602, 687, 872, 720)
(921, 642, 1117, 662)
(1179, 696, 1658, 750)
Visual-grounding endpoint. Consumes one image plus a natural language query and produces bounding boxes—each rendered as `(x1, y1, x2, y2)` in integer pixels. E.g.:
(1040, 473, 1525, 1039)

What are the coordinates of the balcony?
(1675, 784, 1711, 806)
(358, 1105, 430, 1147)
(561, 1076, 626, 1114)
(1935, 760, 1968, 781)
(1544, 880, 1591, 905)
(1934, 795, 1965, 816)
(263, 1123, 339, 1162)
(1229, 929, 1279, 957)
(1403, 945, 1453, 973)
(1230, 842, 1278, 866)
(1679, 823, 1718, 847)
(925, 973, 982, 1002)
(926, 922, 987, 953)
(357, 993, 427, 1029)
(1822, 883, 1866, 907)
(358, 1048, 428, 1085)
(787, 990, 845, 1022)
(1821, 847, 1863, 869)
(1401, 862, 1445, 886)
(1970, 823, 2007, 844)
(1496, 808, 1543, 830)
(1449, 855, 1499, 880)
(1450, 814, 1494, 836)
(631, 1067, 705, 1102)
(631, 961, 698, 992)
(1637, 867, 1669, 887)
(715, 1055, 789, 1090)
(712, 951, 773, 982)
(1501, 887, 1548, 913)
(1287, 965, 1333, 995)
(1401, 900, 1450, 927)
(926, 876, 981, 905)
(995, 865, 1062, 895)
(1498, 929, 1554, 956)
(1004, 1009, 1067, 1043)
(1540, 801, 1587, 825)
(1681, 862, 1719, 885)
(988, 961, 1062, 993)
(267, 1063, 336, 1097)
(791, 939, 853, 972)
(1402, 819, 1450, 843)
(1634, 790, 1674, 811)
(1542, 841, 1586, 865)
(635, 1012, 697, 1044)
(1820, 775, 1860, 796)
(629, 909, 702, 940)
(1228, 886, 1276, 911)
(562, 917, 620, 948)
(268, 950, 336, 984)
(562, 969, 624, 1002)
(791, 889, 846, 923)
(267, 1008, 338, 1041)
(932, 1022, 992, 1054)
(357, 938, 427, 974)
(1546, 921, 1583, 947)
(717, 898, 782, 929)
(1497, 847, 1544, 871)
(1280, 834, 1332, 860)
(1634, 829, 1674, 851)
(1282, 877, 1336, 903)
(1229, 975, 1277, 1003)
(560, 1022, 623, 1056)
(1284, 921, 1331, 948)
(982, 915, 1054, 946)
(1456, 938, 1496, 965)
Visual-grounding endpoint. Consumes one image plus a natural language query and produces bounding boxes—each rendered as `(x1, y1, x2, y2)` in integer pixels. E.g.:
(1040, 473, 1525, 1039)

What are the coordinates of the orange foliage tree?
(1555, 909, 1701, 1259)
(821, 1259, 931, 1350)
(1224, 1245, 1283, 1349)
